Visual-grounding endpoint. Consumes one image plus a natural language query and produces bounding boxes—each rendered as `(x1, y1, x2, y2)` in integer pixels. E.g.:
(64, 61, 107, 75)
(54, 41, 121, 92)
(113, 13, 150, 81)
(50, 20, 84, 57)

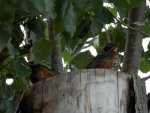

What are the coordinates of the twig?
(113, 16, 150, 37)
(142, 75, 150, 81)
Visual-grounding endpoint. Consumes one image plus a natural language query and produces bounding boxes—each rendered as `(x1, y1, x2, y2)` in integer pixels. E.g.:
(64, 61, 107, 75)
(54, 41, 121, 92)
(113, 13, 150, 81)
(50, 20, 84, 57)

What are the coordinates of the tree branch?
(47, 19, 63, 73)
(142, 75, 150, 81)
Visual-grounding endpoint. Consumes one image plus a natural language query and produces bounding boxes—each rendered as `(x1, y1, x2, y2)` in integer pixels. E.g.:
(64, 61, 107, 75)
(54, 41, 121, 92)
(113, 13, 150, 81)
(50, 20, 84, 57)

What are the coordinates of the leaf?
(108, 0, 141, 9)
(85, 0, 103, 16)
(6, 101, 15, 113)
(0, 1, 14, 22)
(12, 79, 27, 91)
(144, 50, 150, 63)
(32, 0, 45, 13)
(31, 38, 54, 63)
(144, 23, 150, 36)
(0, 23, 11, 52)
(3, 85, 13, 98)
(0, 99, 7, 112)
(7, 41, 19, 56)
(99, 32, 107, 46)
(11, 25, 24, 47)
(139, 58, 150, 73)
(71, 51, 93, 68)
(26, 17, 46, 39)
(14, 62, 31, 78)
(62, 2, 76, 36)
(45, 0, 56, 19)
(110, 28, 126, 52)
(97, 7, 114, 24)
(1, 55, 14, 67)
(91, 18, 101, 37)
(62, 51, 73, 63)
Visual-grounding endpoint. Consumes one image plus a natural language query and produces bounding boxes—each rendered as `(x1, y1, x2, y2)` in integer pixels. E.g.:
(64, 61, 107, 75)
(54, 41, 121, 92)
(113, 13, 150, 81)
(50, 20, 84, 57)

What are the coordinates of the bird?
(28, 62, 59, 83)
(86, 43, 119, 69)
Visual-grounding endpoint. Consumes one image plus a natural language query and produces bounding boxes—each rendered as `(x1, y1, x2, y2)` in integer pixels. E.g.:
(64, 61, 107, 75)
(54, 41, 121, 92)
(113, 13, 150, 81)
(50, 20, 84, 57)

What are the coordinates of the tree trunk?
(122, 0, 145, 75)
(121, 1, 148, 113)
(47, 19, 63, 73)
(16, 69, 134, 113)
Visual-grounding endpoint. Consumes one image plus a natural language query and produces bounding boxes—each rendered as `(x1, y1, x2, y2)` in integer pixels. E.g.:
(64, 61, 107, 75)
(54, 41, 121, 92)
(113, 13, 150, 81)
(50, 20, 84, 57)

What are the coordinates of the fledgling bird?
(86, 43, 119, 69)
(28, 62, 59, 83)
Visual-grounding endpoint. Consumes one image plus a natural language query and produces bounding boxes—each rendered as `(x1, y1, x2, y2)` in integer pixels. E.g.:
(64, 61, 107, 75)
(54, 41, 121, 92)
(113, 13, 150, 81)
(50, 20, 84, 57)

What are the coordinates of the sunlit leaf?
(62, 50, 73, 63)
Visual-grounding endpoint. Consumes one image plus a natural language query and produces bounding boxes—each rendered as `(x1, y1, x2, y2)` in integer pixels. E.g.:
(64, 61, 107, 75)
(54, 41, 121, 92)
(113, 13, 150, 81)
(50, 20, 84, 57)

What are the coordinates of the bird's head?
(103, 43, 119, 53)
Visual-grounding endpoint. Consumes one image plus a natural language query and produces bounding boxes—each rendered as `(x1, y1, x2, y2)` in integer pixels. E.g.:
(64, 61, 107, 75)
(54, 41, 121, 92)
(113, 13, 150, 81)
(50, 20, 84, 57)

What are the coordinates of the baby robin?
(86, 43, 119, 69)
(28, 62, 59, 83)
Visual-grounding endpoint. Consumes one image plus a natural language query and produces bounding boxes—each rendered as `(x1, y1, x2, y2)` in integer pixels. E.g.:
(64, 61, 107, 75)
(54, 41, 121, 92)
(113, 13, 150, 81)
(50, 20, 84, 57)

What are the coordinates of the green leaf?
(31, 38, 54, 63)
(26, 17, 46, 39)
(110, 28, 126, 52)
(62, 2, 76, 36)
(0, 99, 7, 112)
(3, 85, 13, 98)
(1, 55, 14, 67)
(11, 25, 24, 47)
(71, 51, 93, 68)
(62, 51, 73, 63)
(32, 0, 45, 12)
(144, 23, 150, 36)
(6, 101, 15, 113)
(91, 18, 101, 37)
(12, 79, 27, 91)
(0, 23, 11, 52)
(97, 7, 114, 24)
(7, 41, 19, 56)
(99, 32, 107, 46)
(85, 0, 102, 16)
(0, 1, 14, 22)
(74, 14, 91, 39)
(140, 58, 150, 73)
(14, 62, 31, 78)
(108, 0, 141, 9)
(45, 0, 56, 19)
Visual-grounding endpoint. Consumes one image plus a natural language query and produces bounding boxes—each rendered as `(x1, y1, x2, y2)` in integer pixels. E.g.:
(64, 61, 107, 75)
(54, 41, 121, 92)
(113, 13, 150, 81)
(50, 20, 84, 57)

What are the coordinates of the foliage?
(0, 0, 149, 112)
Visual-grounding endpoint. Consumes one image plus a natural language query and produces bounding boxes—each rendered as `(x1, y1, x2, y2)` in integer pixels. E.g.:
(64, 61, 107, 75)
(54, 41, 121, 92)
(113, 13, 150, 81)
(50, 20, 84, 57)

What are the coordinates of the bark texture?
(16, 69, 133, 113)
(47, 19, 63, 73)
(132, 75, 148, 113)
(121, 1, 148, 113)
(122, 0, 145, 75)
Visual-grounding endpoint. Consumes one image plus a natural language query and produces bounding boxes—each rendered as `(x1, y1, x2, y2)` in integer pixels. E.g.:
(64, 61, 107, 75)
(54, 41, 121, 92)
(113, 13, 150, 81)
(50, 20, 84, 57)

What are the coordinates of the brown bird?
(28, 62, 59, 83)
(86, 43, 119, 69)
